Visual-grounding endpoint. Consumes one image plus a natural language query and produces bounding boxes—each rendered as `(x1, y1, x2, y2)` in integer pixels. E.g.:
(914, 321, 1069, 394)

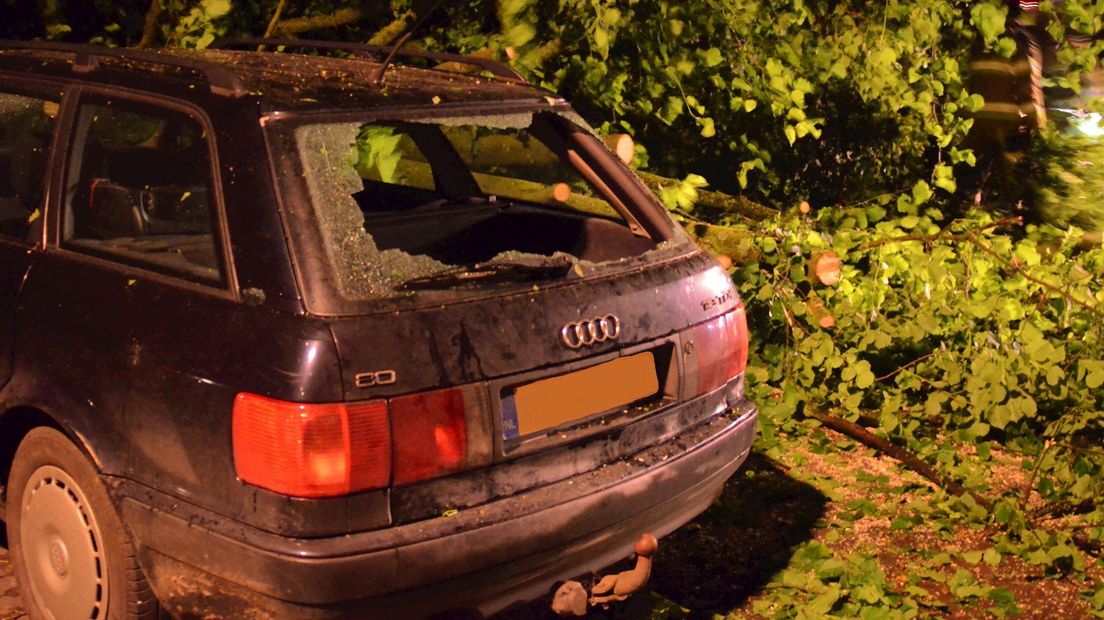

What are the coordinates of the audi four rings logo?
(560, 315, 621, 349)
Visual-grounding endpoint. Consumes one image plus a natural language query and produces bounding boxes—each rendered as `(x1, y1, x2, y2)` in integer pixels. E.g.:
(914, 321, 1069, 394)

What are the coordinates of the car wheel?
(7, 427, 159, 620)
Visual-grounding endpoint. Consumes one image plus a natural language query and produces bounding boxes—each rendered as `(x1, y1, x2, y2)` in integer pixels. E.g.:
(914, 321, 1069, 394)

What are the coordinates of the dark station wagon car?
(0, 39, 757, 619)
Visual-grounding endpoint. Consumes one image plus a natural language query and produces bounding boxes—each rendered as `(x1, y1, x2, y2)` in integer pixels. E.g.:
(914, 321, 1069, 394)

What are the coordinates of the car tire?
(7, 427, 160, 620)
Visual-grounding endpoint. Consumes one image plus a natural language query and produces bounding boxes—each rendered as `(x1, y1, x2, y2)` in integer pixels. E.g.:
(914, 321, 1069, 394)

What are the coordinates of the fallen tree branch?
(274, 7, 368, 36)
(635, 171, 778, 221)
(806, 408, 991, 509)
(1072, 534, 1104, 556)
(261, 0, 287, 39)
(1032, 500, 1098, 521)
(967, 233, 1104, 320)
(857, 217, 1020, 251)
(435, 48, 495, 74)
(534, 38, 562, 66)
(136, 0, 164, 48)
(809, 409, 1104, 559)
(367, 9, 415, 46)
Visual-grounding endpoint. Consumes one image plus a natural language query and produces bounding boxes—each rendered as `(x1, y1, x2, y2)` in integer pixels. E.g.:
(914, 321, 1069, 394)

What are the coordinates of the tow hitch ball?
(551, 533, 658, 617)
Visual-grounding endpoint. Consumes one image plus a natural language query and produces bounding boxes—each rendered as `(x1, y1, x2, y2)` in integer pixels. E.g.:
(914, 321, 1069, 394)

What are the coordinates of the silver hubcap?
(20, 465, 107, 620)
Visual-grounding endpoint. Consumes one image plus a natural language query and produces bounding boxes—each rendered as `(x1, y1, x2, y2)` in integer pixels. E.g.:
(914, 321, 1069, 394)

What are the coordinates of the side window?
(62, 98, 223, 284)
(0, 91, 60, 242)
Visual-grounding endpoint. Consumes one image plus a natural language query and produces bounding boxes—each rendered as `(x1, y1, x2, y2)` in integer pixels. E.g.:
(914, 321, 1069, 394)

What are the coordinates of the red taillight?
(693, 314, 731, 394)
(232, 393, 390, 498)
(730, 302, 749, 376)
(390, 387, 467, 485)
(690, 302, 750, 396)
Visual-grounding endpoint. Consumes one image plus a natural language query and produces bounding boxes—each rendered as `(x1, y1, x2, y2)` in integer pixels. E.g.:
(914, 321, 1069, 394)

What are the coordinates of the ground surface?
(0, 552, 21, 620)
(502, 428, 1103, 619)
(1, 429, 1100, 618)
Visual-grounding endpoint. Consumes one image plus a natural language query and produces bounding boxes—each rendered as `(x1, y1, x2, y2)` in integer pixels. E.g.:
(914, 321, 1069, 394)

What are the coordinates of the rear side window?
(62, 97, 223, 284)
(0, 91, 60, 242)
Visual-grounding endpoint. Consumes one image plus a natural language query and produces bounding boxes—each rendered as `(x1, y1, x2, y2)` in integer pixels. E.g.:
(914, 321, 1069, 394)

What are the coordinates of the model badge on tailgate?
(354, 370, 397, 388)
(701, 289, 733, 312)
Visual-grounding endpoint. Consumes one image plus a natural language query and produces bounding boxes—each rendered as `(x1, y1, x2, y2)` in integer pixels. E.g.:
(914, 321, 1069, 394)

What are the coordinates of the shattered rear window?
(289, 111, 674, 300)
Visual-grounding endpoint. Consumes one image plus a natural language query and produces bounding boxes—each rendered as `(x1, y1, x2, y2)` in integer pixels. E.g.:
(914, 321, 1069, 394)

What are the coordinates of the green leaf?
(912, 180, 933, 205)
(1046, 365, 1064, 386)
(988, 587, 1018, 609)
(990, 406, 1010, 430)
(933, 174, 957, 193)
(983, 548, 1002, 566)
(662, 97, 684, 122)
(701, 47, 723, 68)
(1014, 242, 1042, 266)
(1081, 360, 1104, 389)
(993, 501, 1016, 525)
(700, 117, 716, 138)
(971, 2, 1009, 45)
(1089, 586, 1104, 611)
(855, 361, 875, 389)
(963, 421, 990, 440)
(594, 27, 610, 59)
(806, 584, 841, 615)
(201, 0, 231, 18)
(815, 558, 847, 580)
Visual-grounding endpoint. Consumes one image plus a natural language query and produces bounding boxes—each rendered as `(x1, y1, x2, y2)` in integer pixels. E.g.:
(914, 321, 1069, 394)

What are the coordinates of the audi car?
(0, 39, 757, 618)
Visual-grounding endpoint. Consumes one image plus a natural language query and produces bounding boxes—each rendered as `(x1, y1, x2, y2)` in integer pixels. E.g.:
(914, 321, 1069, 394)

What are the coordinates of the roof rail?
(0, 40, 249, 98)
(211, 37, 528, 84)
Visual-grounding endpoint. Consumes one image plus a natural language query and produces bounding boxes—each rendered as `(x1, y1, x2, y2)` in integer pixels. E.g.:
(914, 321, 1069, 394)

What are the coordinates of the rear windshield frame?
(263, 101, 693, 317)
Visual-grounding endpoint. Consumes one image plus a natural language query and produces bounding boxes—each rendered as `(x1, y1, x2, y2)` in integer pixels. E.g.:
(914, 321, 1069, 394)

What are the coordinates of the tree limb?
(967, 233, 1104, 320)
(1072, 534, 1104, 557)
(635, 171, 778, 221)
(857, 217, 1020, 251)
(535, 38, 563, 66)
(274, 8, 368, 36)
(809, 410, 1104, 559)
(136, 0, 164, 48)
(806, 408, 992, 509)
(262, 0, 288, 39)
(434, 48, 495, 74)
(367, 10, 415, 46)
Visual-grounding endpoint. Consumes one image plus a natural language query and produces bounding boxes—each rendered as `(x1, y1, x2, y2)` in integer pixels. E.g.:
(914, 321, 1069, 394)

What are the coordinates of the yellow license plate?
(511, 352, 659, 437)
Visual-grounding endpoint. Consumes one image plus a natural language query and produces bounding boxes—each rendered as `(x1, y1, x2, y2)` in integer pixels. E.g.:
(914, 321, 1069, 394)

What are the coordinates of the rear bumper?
(116, 400, 757, 619)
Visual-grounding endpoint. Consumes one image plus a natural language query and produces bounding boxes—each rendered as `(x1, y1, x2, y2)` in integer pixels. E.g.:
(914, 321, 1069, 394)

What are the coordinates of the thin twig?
(1072, 534, 1104, 557)
(876, 351, 938, 382)
(967, 234, 1104, 320)
(1042, 440, 1104, 460)
(857, 217, 1020, 251)
(1032, 499, 1097, 521)
(1021, 439, 1053, 509)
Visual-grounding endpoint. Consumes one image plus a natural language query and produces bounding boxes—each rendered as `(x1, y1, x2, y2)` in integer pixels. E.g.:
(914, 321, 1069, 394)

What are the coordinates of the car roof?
(0, 42, 555, 113)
